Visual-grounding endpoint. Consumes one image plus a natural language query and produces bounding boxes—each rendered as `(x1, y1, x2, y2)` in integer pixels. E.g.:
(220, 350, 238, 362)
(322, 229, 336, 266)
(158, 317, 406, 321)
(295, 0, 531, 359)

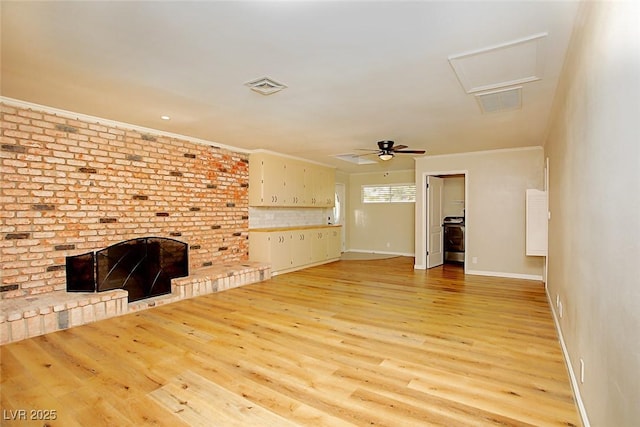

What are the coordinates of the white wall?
(443, 176, 465, 217)
(544, 1, 640, 425)
(347, 170, 415, 255)
(415, 147, 545, 278)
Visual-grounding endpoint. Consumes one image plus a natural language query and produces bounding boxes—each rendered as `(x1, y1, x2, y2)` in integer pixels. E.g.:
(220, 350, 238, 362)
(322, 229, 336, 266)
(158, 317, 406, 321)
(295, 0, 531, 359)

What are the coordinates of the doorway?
(334, 183, 346, 253)
(422, 172, 467, 270)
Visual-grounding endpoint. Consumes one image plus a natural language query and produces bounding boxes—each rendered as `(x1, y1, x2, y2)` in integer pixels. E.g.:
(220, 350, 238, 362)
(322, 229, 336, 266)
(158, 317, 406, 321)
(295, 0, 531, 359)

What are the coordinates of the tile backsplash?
(249, 207, 333, 229)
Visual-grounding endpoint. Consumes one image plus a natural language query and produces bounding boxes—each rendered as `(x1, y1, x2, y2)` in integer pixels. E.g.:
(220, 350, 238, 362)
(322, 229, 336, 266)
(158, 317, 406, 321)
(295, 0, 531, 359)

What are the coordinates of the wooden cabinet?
(291, 229, 312, 266)
(249, 152, 335, 207)
(327, 227, 342, 259)
(526, 189, 548, 256)
(249, 154, 286, 206)
(249, 231, 292, 271)
(249, 226, 342, 275)
(287, 160, 306, 206)
(310, 229, 326, 263)
(303, 165, 334, 207)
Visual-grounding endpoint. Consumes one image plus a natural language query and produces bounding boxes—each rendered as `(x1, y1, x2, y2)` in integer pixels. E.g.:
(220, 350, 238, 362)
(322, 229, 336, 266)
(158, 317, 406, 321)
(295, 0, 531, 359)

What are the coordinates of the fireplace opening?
(66, 237, 189, 302)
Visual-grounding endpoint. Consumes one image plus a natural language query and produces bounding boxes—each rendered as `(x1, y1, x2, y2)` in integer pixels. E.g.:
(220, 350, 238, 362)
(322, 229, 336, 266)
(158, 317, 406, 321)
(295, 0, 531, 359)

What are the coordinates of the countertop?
(249, 224, 342, 232)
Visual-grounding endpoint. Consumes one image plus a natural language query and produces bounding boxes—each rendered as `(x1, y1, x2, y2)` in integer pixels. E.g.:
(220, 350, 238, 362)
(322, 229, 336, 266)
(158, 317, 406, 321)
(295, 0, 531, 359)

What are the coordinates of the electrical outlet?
(580, 358, 585, 383)
(558, 301, 563, 318)
(472, 257, 478, 264)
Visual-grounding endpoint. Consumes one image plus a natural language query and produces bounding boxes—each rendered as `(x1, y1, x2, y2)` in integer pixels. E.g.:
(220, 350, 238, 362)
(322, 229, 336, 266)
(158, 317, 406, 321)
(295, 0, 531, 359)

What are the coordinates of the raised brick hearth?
(0, 262, 270, 344)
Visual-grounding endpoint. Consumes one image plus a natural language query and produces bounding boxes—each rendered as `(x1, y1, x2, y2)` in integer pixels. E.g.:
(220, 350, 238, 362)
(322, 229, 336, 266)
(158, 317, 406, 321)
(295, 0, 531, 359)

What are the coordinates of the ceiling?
(0, 1, 580, 173)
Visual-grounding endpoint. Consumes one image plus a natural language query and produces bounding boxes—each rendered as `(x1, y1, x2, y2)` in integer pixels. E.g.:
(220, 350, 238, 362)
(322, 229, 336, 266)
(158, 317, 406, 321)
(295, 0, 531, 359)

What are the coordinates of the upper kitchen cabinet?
(305, 164, 334, 207)
(249, 152, 335, 207)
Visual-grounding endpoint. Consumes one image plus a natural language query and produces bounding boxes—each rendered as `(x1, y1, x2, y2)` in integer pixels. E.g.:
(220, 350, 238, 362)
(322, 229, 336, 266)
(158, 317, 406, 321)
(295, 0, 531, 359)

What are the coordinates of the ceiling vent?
(476, 86, 522, 114)
(245, 77, 287, 95)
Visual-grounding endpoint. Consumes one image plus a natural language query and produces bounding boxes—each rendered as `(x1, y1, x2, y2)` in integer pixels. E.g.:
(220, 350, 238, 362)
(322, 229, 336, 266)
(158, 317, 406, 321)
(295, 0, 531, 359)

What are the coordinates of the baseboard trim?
(346, 249, 415, 257)
(465, 269, 543, 281)
(545, 289, 591, 427)
(271, 257, 341, 276)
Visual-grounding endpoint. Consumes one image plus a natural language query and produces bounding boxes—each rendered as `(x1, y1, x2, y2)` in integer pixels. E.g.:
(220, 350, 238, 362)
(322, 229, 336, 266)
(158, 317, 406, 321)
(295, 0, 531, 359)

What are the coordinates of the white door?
(334, 183, 346, 253)
(426, 176, 444, 268)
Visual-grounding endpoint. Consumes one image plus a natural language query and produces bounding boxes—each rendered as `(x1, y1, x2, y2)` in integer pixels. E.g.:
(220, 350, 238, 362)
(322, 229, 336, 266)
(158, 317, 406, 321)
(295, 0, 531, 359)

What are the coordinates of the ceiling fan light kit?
(379, 152, 394, 161)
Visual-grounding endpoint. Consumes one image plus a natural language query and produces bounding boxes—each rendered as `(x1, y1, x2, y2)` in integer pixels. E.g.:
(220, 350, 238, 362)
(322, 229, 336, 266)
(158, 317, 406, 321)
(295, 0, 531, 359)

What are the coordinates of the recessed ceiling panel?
(449, 33, 547, 94)
(333, 154, 377, 165)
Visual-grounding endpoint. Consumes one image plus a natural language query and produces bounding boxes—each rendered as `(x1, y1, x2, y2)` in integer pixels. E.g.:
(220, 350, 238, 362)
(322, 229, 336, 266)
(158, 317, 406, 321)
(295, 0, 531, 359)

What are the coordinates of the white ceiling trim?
(250, 149, 336, 168)
(449, 33, 548, 94)
(418, 146, 544, 161)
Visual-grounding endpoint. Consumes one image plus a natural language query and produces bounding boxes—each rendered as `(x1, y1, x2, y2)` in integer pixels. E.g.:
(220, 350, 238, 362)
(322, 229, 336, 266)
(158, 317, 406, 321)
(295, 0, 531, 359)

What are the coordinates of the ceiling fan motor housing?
(378, 140, 395, 150)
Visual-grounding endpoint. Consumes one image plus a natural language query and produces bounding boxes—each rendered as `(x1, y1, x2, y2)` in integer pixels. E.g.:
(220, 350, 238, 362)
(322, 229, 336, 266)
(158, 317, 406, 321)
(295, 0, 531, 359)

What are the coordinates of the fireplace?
(66, 237, 189, 302)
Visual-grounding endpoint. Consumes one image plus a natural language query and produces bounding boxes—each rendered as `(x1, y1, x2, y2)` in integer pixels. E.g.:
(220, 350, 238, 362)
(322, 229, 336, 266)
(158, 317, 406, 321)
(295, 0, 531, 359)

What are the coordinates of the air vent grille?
(476, 86, 522, 113)
(245, 77, 287, 95)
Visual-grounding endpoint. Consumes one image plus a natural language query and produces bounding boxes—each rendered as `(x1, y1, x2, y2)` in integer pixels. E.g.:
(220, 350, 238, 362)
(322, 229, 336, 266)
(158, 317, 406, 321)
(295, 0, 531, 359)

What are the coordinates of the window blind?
(362, 184, 416, 203)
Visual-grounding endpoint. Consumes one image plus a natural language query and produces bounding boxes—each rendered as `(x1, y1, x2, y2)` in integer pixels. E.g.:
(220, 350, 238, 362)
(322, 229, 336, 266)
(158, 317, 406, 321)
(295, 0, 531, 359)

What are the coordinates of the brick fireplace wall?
(1, 102, 249, 300)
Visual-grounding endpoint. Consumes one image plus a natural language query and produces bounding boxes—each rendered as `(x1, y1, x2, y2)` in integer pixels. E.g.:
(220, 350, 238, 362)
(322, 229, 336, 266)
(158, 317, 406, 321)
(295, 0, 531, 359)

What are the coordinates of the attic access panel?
(449, 33, 547, 94)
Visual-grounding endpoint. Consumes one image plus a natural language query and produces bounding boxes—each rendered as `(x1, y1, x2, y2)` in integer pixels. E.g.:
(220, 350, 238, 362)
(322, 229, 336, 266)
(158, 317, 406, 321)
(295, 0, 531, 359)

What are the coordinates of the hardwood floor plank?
(149, 370, 299, 427)
(0, 258, 580, 426)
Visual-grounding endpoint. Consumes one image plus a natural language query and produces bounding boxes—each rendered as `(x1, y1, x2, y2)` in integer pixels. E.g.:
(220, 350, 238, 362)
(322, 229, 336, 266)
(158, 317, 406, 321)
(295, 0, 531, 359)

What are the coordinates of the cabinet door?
(326, 227, 342, 259)
(322, 168, 336, 207)
(303, 165, 316, 206)
(270, 232, 292, 271)
(526, 189, 548, 256)
(248, 232, 271, 263)
(311, 229, 327, 263)
(285, 160, 305, 206)
(291, 230, 312, 267)
(262, 156, 287, 206)
(314, 168, 329, 207)
(249, 153, 287, 206)
(248, 155, 264, 206)
(309, 167, 335, 207)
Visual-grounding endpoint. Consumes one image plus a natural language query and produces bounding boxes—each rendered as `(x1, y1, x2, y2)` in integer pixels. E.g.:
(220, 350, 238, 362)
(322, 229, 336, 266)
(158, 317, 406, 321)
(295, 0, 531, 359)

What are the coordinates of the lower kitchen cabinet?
(249, 226, 342, 275)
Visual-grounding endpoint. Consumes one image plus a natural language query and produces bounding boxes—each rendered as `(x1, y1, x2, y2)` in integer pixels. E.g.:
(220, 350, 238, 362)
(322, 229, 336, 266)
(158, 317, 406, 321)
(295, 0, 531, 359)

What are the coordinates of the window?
(362, 184, 416, 203)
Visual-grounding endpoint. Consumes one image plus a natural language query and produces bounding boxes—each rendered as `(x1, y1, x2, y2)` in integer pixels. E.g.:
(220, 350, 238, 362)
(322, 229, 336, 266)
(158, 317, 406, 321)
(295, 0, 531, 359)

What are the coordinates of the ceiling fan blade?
(391, 144, 408, 151)
(394, 150, 426, 154)
(355, 148, 379, 152)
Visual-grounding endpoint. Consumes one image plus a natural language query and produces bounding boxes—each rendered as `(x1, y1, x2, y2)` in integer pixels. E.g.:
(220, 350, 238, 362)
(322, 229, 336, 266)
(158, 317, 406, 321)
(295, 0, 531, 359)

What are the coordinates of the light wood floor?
(0, 257, 580, 426)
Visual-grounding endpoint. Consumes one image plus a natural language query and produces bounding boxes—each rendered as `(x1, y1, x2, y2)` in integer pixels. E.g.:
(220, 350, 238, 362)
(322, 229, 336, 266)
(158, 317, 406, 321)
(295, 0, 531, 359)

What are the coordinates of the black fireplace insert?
(66, 237, 189, 302)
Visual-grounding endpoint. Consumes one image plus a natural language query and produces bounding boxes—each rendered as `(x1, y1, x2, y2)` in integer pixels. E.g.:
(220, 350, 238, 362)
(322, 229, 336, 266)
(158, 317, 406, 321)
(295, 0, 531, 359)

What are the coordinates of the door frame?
(416, 170, 469, 272)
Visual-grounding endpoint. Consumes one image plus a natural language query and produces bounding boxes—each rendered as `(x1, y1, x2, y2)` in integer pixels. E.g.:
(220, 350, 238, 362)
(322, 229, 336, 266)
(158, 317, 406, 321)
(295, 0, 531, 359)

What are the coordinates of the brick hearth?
(0, 262, 270, 344)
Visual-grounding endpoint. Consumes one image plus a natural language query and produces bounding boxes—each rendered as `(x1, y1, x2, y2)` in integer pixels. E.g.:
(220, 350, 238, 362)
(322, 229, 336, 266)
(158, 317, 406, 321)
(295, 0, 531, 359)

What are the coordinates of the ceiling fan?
(358, 140, 426, 161)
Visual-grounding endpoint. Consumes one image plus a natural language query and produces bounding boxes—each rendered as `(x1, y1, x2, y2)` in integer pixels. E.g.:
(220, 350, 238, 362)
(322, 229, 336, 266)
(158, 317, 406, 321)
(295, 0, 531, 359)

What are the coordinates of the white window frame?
(361, 183, 416, 204)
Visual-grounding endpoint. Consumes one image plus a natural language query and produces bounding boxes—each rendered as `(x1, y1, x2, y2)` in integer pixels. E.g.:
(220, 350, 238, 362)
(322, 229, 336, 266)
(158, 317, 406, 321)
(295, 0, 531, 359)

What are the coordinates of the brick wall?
(0, 102, 249, 299)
